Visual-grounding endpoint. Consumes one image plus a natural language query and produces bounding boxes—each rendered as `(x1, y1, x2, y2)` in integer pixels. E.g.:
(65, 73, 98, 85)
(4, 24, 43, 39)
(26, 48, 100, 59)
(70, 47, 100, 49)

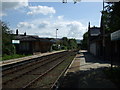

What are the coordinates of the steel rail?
(2, 51, 67, 71)
(51, 52, 75, 89)
(22, 56, 67, 88)
(3, 52, 68, 85)
(2, 52, 66, 77)
(34, 52, 75, 88)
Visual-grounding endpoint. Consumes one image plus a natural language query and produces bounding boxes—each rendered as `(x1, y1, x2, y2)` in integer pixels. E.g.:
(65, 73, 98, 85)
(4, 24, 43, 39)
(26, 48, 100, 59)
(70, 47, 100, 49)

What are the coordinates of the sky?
(1, 0, 103, 39)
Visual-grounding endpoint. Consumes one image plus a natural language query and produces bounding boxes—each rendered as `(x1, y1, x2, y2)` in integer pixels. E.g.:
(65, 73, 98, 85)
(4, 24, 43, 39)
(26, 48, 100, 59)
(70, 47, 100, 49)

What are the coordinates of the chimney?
(88, 22, 90, 30)
(16, 29, 18, 35)
(88, 22, 90, 36)
(24, 32, 26, 36)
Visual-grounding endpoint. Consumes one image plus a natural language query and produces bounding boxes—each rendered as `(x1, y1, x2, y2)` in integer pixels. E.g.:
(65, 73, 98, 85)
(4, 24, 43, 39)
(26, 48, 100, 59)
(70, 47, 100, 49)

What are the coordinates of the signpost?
(111, 30, 120, 41)
(12, 40, 20, 44)
(110, 30, 120, 70)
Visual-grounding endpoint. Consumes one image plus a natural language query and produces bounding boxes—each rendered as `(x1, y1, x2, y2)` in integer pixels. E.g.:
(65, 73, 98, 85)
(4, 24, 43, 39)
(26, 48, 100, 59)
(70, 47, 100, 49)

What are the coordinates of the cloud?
(0, 13, 7, 17)
(37, 32, 54, 38)
(2, 0, 28, 11)
(67, 21, 86, 39)
(17, 17, 87, 39)
(1, 0, 28, 17)
(17, 22, 34, 29)
(38, 21, 50, 29)
(27, 6, 56, 15)
(57, 15, 64, 20)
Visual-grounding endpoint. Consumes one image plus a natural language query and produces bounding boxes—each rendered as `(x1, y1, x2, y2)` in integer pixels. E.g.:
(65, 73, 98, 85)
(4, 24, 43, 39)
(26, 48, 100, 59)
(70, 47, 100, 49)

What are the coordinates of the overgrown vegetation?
(81, 32, 88, 50)
(1, 21, 31, 60)
(1, 21, 15, 56)
(102, 2, 120, 33)
(2, 54, 27, 61)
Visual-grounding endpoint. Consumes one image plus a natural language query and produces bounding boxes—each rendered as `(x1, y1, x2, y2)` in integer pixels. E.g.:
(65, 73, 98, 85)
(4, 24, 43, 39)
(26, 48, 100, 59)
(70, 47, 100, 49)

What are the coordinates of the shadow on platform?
(57, 51, 120, 89)
(58, 67, 118, 89)
(81, 51, 120, 66)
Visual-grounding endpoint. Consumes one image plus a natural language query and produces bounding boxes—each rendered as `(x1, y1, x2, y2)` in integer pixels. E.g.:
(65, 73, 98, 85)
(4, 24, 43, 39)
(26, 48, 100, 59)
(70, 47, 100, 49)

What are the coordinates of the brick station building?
(13, 30, 54, 55)
(88, 22, 120, 64)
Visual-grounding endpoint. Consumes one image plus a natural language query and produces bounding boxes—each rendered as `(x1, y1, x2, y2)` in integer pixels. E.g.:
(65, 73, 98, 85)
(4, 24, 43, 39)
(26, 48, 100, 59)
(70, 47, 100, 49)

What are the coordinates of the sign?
(90, 28, 100, 36)
(12, 40, 20, 44)
(111, 30, 120, 41)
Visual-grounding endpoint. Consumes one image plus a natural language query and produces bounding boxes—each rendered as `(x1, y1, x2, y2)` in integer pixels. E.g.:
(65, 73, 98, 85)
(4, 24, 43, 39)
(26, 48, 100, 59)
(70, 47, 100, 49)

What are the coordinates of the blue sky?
(1, 1, 103, 39)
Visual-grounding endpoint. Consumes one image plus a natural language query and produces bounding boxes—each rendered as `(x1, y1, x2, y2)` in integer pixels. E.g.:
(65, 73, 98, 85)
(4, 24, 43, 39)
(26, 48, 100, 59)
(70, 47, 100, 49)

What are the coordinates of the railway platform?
(61, 50, 117, 88)
(0, 50, 66, 67)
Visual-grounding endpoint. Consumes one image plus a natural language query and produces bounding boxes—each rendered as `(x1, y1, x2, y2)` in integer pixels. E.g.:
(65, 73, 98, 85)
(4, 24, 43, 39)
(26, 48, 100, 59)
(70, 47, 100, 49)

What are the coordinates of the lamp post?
(102, 0, 105, 60)
(56, 29, 58, 39)
(56, 29, 58, 50)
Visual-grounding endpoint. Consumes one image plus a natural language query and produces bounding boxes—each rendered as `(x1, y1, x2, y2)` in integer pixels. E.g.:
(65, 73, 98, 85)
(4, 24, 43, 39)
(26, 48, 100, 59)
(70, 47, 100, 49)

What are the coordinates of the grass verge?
(2, 54, 31, 61)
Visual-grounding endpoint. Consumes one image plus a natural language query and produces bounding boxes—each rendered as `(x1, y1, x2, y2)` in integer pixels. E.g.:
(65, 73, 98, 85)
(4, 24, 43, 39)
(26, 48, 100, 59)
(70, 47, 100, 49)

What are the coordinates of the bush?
(2, 54, 26, 61)
(1, 21, 16, 56)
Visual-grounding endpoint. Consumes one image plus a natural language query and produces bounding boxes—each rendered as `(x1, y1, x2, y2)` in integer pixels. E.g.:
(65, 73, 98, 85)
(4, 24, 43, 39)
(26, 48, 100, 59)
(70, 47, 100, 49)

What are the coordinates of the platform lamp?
(102, 0, 105, 60)
(56, 29, 58, 39)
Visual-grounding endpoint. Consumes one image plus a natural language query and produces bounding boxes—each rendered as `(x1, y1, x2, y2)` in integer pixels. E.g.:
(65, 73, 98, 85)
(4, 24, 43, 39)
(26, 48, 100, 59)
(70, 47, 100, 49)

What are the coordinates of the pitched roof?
(14, 34, 52, 43)
(90, 27, 100, 36)
(15, 35, 39, 41)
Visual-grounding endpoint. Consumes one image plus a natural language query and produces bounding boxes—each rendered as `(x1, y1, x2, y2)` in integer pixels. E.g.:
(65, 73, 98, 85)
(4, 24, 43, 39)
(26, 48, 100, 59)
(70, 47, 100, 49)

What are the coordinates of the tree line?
(60, 37, 78, 50)
(102, 2, 120, 33)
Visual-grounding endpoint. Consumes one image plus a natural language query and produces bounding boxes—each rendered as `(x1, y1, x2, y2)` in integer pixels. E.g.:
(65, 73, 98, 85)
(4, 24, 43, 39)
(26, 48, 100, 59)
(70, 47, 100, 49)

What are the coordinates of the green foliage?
(61, 37, 78, 50)
(61, 37, 69, 47)
(1, 21, 15, 55)
(52, 44, 60, 51)
(2, 54, 30, 61)
(68, 39, 78, 50)
(102, 2, 120, 33)
(81, 32, 88, 49)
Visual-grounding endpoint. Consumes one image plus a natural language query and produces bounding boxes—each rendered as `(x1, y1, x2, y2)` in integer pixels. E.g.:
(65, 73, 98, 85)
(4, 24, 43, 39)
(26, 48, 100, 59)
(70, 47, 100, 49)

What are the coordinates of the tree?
(1, 21, 15, 55)
(109, 2, 120, 32)
(81, 32, 88, 49)
(68, 39, 78, 50)
(102, 2, 120, 33)
(61, 37, 78, 50)
(61, 37, 69, 50)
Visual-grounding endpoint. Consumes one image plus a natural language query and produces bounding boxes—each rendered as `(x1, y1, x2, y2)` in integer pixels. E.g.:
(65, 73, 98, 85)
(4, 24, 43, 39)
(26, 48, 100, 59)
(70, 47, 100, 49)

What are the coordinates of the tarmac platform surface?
(62, 50, 117, 88)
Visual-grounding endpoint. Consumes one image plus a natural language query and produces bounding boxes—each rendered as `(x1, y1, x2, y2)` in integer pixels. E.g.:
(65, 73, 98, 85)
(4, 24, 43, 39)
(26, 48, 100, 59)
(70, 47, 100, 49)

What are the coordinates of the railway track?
(2, 51, 76, 88)
(2, 51, 67, 71)
(2, 51, 67, 77)
(2, 52, 67, 83)
(25, 51, 76, 88)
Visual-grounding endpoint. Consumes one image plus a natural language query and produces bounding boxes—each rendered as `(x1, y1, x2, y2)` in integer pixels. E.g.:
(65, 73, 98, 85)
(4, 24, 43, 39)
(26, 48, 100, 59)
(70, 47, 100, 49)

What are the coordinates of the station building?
(12, 30, 54, 55)
(88, 22, 120, 64)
